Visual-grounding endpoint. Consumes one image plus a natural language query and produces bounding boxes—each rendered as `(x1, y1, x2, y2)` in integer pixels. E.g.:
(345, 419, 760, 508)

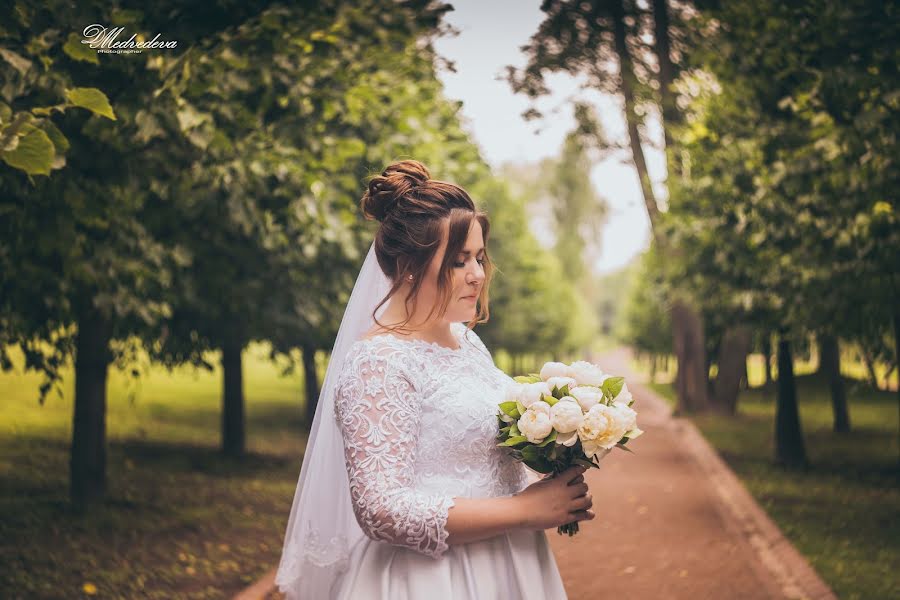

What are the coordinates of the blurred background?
(1, 1, 897, 598)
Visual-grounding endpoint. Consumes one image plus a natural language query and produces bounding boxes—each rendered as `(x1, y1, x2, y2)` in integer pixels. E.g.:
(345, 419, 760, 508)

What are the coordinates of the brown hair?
(360, 159, 493, 336)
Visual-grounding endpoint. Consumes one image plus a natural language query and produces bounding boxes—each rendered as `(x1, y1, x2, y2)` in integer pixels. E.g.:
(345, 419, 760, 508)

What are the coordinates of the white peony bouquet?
(496, 360, 643, 536)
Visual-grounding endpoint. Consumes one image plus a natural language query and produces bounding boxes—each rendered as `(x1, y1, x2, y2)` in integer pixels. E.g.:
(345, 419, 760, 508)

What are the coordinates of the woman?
(275, 160, 593, 599)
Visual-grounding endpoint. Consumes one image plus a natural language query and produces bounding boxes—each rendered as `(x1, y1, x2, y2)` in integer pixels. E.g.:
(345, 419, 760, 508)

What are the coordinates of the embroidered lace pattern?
(333, 322, 528, 559)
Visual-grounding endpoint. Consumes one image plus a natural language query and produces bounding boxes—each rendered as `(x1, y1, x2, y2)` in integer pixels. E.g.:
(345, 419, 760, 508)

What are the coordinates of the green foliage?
(663, 0, 899, 347)
(620, 245, 673, 355)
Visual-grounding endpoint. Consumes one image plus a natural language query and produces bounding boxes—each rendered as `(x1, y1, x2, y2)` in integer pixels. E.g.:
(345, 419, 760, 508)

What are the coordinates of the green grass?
(0, 342, 312, 599)
(635, 358, 899, 600)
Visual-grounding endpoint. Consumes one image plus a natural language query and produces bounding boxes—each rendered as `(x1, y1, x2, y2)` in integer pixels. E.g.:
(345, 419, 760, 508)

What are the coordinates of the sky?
(431, 0, 664, 276)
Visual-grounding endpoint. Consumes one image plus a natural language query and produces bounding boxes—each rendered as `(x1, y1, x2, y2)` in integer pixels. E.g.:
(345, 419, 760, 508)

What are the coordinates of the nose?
(467, 261, 485, 287)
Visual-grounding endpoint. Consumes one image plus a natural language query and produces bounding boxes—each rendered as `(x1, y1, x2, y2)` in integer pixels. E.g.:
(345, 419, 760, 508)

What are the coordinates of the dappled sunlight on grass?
(0, 341, 311, 598)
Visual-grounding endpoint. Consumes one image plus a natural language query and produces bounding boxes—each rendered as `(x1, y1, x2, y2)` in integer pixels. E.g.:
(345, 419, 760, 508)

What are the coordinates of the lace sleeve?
(334, 345, 457, 559)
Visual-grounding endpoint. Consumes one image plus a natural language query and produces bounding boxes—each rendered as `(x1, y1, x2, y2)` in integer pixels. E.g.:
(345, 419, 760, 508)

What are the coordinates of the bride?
(275, 159, 594, 599)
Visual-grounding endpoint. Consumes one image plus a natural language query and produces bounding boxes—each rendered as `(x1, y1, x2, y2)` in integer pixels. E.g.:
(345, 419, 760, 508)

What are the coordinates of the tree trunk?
(610, 0, 661, 233)
(613, 0, 709, 415)
(652, 0, 679, 153)
(670, 298, 709, 413)
(893, 304, 900, 429)
(740, 355, 749, 391)
(713, 325, 752, 415)
(71, 305, 113, 510)
(820, 333, 851, 433)
(775, 328, 808, 468)
(221, 335, 245, 457)
(762, 333, 773, 387)
(860, 346, 880, 390)
(302, 343, 320, 428)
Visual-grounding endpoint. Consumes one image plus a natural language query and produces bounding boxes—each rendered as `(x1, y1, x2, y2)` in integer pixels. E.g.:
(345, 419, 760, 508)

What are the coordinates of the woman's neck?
(368, 298, 454, 344)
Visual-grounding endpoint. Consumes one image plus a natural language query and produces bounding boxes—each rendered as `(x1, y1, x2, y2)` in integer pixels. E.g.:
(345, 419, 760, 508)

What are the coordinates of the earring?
(407, 274, 413, 281)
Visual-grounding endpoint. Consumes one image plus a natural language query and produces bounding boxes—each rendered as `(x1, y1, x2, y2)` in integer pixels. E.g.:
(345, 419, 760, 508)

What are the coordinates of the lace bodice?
(333, 321, 529, 560)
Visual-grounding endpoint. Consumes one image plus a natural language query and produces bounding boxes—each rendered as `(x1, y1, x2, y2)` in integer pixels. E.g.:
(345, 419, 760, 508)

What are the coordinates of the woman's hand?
(513, 464, 594, 531)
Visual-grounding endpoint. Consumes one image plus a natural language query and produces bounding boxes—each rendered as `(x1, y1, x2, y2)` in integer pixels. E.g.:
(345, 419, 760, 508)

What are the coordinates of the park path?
(544, 346, 836, 600)
(241, 346, 836, 600)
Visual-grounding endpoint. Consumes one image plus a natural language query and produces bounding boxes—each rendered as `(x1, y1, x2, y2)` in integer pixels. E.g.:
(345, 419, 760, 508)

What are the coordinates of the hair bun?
(361, 159, 431, 222)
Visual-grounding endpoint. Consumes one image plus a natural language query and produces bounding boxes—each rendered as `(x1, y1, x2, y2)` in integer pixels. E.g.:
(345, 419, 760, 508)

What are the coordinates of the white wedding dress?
(329, 321, 568, 600)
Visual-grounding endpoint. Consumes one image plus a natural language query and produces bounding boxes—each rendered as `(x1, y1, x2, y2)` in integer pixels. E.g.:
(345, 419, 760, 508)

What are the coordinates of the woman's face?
(416, 218, 486, 324)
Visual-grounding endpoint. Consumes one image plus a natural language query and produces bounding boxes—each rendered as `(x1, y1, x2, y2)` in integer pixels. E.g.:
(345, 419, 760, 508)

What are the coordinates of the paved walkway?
(241, 346, 836, 600)
(547, 346, 835, 600)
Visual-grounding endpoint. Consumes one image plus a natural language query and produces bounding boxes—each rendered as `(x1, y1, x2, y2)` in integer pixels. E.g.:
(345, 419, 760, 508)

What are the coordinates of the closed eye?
(454, 257, 485, 268)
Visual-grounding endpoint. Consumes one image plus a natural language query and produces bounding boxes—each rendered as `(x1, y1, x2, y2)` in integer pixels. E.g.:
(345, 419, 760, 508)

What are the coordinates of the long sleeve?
(334, 346, 457, 559)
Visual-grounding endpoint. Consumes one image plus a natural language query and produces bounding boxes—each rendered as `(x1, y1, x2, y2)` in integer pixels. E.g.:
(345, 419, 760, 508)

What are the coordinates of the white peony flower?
(520, 381, 552, 408)
(549, 397, 583, 433)
(611, 401, 637, 432)
(568, 360, 607, 387)
(577, 404, 629, 456)
(545, 376, 578, 393)
(517, 403, 553, 443)
(527, 399, 551, 415)
(540, 361, 570, 381)
(555, 430, 579, 447)
(569, 385, 603, 412)
(613, 381, 633, 406)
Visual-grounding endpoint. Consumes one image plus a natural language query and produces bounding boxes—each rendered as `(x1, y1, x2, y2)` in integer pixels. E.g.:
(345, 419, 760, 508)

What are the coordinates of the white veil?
(275, 238, 391, 599)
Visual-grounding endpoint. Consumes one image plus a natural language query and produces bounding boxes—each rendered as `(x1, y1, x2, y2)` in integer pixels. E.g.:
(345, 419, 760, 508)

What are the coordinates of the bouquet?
(496, 360, 643, 536)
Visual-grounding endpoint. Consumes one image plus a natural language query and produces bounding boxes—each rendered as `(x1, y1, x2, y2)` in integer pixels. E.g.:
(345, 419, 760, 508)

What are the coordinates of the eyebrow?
(459, 248, 485, 256)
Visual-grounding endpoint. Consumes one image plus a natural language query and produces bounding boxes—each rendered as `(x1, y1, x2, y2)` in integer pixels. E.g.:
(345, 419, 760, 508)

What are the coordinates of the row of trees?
(508, 0, 897, 468)
(0, 0, 596, 509)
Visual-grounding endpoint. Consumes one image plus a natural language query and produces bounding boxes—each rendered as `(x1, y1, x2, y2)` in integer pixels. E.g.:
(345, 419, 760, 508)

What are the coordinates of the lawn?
(634, 355, 899, 600)
(0, 342, 312, 599)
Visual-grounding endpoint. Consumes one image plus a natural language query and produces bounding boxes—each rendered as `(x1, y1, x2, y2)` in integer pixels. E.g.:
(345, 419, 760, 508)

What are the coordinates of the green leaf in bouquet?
(542, 393, 559, 407)
(500, 435, 528, 446)
(510, 422, 521, 437)
(498, 401, 520, 418)
(615, 443, 635, 454)
(572, 457, 596, 470)
(514, 375, 542, 383)
(536, 429, 558, 447)
(524, 459, 554, 474)
(498, 424, 512, 434)
(558, 383, 571, 397)
(601, 376, 625, 400)
(521, 446, 555, 472)
(520, 445, 549, 462)
(515, 399, 527, 415)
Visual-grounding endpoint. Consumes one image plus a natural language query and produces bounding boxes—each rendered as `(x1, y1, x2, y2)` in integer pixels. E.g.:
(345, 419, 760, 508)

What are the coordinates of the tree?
(505, 0, 712, 413)
(665, 0, 898, 462)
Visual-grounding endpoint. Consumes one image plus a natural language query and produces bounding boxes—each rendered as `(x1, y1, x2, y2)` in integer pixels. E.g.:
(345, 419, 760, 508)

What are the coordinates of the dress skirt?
(332, 527, 569, 600)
